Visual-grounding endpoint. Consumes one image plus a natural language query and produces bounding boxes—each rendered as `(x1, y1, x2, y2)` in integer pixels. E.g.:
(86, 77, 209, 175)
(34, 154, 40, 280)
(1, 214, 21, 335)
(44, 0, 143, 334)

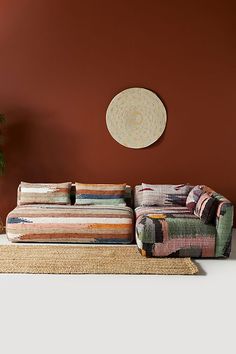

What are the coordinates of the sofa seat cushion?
(135, 206, 216, 257)
(6, 204, 133, 244)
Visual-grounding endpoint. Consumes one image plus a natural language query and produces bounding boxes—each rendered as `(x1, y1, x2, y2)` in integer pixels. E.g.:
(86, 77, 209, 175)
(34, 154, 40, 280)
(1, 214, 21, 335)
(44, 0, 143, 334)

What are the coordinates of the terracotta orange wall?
(0, 0, 235, 222)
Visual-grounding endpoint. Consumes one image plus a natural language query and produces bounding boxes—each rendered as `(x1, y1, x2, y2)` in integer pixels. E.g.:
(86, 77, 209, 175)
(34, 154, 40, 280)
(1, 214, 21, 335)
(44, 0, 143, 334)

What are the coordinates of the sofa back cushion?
(18, 182, 72, 205)
(194, 192, 218, 224)
(186, 185, 204, 212)
(141, 183, 192, 207)
(75, 183, 127, 206)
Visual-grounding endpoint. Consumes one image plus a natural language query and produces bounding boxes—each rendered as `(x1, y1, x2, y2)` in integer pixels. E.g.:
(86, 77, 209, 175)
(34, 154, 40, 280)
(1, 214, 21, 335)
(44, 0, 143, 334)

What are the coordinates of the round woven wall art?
(106, 87, 167, 149)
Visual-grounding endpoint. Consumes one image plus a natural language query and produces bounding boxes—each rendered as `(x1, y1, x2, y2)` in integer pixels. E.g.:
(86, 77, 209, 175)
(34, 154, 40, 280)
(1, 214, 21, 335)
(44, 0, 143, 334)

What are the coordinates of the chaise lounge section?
(6, 182, 134, 244)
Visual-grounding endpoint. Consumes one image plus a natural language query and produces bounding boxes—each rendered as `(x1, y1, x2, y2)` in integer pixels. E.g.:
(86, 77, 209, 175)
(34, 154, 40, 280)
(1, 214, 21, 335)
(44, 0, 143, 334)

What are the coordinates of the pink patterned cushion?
(141, 183, 192, 207)
(186, 185, 203, 212)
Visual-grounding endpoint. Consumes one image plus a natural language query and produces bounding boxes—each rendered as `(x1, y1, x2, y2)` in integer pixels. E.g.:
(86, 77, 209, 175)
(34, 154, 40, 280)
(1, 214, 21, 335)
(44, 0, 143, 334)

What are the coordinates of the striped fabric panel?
(75, 183, 127, 206)
(19, 182, 72, 205)
(141, 183, 192, 207)
(194, 193, 218, 224)
(6, 204, 133, 243)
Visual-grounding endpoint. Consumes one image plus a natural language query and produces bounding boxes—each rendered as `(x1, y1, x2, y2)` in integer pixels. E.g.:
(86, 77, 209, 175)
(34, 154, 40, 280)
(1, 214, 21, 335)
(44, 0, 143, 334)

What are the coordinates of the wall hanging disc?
(106, 87, 167, 149)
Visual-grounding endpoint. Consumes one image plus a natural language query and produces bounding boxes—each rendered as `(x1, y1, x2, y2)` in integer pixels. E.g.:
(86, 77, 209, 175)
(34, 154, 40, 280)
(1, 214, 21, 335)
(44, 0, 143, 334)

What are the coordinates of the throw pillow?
(186, 185, 204, 212)
(194, 193, 218, 224)
(141, 183, 192, 207)
(19, 182, 72, 205)
(75, 183, 127, 206)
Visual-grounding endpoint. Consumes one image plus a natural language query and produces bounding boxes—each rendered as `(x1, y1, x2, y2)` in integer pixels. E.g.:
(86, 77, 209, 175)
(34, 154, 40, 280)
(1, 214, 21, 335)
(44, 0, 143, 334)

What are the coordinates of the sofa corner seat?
(134, 185, 234, 258)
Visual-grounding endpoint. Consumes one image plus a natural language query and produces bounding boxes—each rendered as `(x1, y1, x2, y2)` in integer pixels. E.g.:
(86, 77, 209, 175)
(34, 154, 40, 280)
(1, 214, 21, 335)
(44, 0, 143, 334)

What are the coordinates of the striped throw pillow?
(194, 193, 218, 224)
(19, 182, 72, 205)
(141, 183, 192, 207)
(75, 183, 127, 206)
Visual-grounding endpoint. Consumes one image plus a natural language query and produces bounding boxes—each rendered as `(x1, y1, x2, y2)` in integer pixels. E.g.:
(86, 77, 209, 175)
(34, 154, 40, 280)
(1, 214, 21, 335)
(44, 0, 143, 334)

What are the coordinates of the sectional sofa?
(5, 182, 234, 258)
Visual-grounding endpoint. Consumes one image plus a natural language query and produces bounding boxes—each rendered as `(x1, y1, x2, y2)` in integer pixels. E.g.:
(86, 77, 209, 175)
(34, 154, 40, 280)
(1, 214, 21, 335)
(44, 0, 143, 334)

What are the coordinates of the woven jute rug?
(0, 242, 198, 275)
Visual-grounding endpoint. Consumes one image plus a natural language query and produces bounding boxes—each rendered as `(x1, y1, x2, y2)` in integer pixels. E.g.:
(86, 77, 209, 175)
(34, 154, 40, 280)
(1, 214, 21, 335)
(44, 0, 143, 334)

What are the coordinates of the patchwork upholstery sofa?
(5, 182, 234, 259)
(134, 184, 234, 258)
(6, 183, 134, 244)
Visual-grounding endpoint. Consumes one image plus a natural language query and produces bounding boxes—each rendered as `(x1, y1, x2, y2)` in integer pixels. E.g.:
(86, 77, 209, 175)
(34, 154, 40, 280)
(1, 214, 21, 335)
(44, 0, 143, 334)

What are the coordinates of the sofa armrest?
(215, 196, 234, 257)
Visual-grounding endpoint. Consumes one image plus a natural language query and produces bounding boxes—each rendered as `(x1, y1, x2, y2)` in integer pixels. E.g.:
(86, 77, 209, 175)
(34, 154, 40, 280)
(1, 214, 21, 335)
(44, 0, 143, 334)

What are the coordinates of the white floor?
(0, 231, 235, 354)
